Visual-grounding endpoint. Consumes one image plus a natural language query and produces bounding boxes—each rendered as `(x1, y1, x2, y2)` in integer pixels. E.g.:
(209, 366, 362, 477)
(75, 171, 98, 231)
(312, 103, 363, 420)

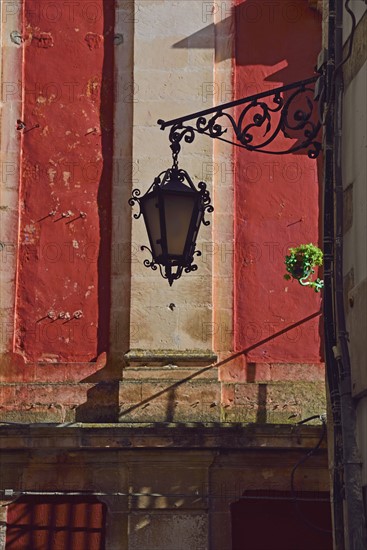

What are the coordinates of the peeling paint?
(15, 0, 113, 362)
(234, 0, 322, 362)
(47, 167, 57, 184)
(63, 172, 71, 187)
(33, 32, 54, 48)
(67, 141, 80, 150)
(86, 78, 101, 101)
(85, 33, 103, 50)
(85, 285, 94, 298)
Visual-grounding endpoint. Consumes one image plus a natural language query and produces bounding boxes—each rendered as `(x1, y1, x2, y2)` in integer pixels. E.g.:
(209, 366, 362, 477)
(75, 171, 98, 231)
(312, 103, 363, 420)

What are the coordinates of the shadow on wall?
(96, 0, 114, 359)
(75, 378, 120, 423)
(173, 0, 321, 78)
(173, 0, 321, 156)
(101, 311, 321, 426)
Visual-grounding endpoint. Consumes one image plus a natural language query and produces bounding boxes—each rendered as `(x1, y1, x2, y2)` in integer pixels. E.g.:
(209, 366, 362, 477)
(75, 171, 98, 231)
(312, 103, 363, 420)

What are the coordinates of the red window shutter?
(6, 496, 106, 550)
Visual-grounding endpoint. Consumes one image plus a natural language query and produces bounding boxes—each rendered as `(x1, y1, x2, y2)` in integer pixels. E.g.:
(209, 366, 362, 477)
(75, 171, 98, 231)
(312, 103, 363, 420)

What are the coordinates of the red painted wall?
(234, 0, 322, 362)
(15, 0, 114, 363)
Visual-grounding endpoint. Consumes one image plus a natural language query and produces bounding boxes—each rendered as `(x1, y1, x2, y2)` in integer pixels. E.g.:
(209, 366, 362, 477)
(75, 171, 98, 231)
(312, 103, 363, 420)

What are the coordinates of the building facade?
(0, 1, 341, 548)
(327, 0, 367, 547)
(341, 0, 367, 506)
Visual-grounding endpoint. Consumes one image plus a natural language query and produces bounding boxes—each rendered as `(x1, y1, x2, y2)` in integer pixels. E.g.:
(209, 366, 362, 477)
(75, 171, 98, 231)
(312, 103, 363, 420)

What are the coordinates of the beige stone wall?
(0, 1, 23, 354)
(110, 1, 136, 364)
(129, 0, 216, 353)
(212, 0, 235, 359)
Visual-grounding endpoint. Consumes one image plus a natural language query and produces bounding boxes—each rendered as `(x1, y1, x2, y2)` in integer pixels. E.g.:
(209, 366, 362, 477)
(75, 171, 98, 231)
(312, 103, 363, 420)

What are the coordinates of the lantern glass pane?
(164, 193, 198, 257)
(142, 193, 162, 258)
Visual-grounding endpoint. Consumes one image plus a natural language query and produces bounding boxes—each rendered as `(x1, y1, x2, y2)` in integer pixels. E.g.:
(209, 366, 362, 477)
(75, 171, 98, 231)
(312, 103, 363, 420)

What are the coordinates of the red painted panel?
(15, 1, 114, 362)
(234, 0, 322, 361)
(6, 496, 106, 550)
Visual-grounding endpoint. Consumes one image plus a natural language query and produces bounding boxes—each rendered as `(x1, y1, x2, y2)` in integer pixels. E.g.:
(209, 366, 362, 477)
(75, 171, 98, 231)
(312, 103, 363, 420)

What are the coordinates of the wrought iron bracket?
(158, 76, 322, 158)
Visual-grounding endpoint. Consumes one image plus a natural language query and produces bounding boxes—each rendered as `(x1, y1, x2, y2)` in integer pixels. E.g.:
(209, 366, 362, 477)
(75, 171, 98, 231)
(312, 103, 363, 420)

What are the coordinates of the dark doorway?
(231, 491, 333, 550)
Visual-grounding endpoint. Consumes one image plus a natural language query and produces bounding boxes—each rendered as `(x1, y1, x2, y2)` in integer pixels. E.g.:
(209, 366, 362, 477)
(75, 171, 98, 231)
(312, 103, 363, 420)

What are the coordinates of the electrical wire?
(0, 490, 332, 504)
(297, 414, 326, 425)
(321, 0, 357, 125)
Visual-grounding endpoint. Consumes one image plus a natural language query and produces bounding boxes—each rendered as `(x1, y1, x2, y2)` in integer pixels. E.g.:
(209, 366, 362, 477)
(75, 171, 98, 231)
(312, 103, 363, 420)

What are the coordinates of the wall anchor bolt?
(16, 119, 40, 133)
(66, 211, 87, 224)
(16, 120, 26, 130)
(85, 127, 98, 136)
(10, 31, 24, 45)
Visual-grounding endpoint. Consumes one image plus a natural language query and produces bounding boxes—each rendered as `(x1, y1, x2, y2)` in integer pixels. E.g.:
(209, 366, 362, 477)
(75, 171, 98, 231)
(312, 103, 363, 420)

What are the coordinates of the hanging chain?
(170, 141, 180, 170)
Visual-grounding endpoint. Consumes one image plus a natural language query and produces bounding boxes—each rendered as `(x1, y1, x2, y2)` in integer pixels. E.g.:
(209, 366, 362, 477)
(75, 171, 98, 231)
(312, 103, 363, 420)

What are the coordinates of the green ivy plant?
(284, 243, 324, 292)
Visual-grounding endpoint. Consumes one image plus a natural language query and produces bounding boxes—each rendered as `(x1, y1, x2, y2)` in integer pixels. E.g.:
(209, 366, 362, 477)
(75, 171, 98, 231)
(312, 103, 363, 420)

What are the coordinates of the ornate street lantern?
(129, 76, 322, 284)
(128, 144, 213, 285)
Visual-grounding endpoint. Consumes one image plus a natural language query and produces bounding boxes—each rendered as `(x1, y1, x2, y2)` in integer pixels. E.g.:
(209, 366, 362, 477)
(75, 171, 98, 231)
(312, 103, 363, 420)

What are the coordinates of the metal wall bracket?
(158, 76, 322, 158)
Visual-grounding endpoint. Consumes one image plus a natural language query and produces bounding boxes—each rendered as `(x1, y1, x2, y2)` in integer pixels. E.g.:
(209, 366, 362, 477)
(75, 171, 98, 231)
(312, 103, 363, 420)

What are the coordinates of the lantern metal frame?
(128, 143, 213, 285)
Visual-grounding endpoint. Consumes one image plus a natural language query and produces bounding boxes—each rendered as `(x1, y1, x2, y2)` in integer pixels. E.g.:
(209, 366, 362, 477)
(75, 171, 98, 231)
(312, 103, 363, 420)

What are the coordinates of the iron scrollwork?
(128, 188, 143, 219)
(158, 76, 322, 158)
(140, 246, 202, 283)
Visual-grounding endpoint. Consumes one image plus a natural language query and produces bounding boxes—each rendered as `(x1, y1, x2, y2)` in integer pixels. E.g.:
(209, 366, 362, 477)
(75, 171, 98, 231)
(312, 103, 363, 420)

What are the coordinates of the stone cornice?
(0, 423, 327, 451)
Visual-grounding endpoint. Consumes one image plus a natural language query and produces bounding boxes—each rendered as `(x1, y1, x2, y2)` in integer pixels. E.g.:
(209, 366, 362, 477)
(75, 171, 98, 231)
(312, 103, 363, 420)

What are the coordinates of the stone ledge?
(0, 423, 327, 451)
(123, 365, 218, 380)
(124, 349, 217, 367)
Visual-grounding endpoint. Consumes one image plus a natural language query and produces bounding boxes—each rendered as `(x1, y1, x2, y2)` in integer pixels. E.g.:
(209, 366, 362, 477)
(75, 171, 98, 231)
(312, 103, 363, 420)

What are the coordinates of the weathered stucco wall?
(15, 0, 114, 363)
(0, 0, 327, 426)
(234, 0, 322, 363)
(0, 424, 331, 550)
(0, 1, 332, 548)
